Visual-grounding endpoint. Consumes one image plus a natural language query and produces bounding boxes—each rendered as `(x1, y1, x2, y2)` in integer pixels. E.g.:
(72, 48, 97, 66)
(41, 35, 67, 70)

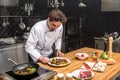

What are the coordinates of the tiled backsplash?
(0, 0, 46, 38)
(0, 17, 40, 38)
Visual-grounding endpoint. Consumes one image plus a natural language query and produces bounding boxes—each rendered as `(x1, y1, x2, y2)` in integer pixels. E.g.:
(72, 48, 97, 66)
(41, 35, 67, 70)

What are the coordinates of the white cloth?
(25, 19, 63, 61)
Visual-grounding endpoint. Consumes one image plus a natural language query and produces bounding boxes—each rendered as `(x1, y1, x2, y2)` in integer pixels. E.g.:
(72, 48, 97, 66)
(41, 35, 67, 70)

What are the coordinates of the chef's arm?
(55, 29, 64, 56)
(55, 29, 63, 51)
(25, 27, 41, 62)
(55, 37, 62, 51)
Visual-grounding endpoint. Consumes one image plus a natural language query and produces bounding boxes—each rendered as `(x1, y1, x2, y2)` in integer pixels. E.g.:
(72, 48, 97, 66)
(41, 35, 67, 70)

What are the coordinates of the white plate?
(72, 69, 94, 79)
(47, 57, 71, 67)
(81, 62, 95, 70)
(75, 53, 88, 60)
(93, 61, 107, 72)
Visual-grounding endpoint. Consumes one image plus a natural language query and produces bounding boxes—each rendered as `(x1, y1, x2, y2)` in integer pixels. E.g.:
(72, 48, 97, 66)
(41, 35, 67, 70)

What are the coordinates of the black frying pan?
(12, 62, 39, 76)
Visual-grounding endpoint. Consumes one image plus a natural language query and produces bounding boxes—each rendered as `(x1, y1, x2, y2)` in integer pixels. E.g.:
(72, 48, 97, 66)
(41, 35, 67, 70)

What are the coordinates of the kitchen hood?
(0, 0, 19, 6)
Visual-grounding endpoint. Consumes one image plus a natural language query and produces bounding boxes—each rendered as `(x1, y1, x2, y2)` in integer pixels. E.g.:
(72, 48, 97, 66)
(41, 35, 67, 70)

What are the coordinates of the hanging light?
(79, 0, 87, 7)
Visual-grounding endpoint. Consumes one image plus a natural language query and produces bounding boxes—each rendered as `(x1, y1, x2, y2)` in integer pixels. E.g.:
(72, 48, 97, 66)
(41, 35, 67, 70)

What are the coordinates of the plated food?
(98, 51, 116, 65)
(81, 62, 95, 70)
(93, 61, 107, 72)
(48, 57, 71, 67)
(72, 69, 94, 79)
(75, 53, 88, 60)
(97, 58, 116, 65)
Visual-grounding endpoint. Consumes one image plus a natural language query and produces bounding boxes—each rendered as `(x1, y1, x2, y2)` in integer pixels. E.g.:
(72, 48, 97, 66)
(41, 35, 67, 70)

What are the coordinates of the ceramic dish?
(72, 69, 94, 80)
(47, 57, 71, 67)
(75, 53, 88, 60)
(93, 61, 107, 72)
(97, 58, 116, 65)
(81, 62, 95, 70)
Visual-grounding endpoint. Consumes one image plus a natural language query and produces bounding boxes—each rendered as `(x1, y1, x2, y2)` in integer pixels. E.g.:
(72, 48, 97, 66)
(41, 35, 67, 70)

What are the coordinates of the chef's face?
(47, 18, 62, 31)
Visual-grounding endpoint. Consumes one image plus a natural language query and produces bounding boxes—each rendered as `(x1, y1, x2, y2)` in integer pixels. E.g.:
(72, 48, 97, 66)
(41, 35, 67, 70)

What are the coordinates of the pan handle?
(8, 58, 18, 65)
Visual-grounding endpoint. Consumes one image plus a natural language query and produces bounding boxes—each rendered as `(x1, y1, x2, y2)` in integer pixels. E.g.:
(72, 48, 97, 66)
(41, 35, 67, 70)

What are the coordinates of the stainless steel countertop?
(0, 42, 25, 50)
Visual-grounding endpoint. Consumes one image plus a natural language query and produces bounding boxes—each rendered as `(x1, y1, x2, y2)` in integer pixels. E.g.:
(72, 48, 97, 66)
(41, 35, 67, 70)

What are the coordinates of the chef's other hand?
(56, 50, 64, 57)
(39, 56, 50, 64)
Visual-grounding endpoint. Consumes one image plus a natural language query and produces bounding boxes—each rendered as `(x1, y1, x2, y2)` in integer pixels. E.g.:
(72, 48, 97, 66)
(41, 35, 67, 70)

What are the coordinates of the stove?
(5, 67, 57, 80)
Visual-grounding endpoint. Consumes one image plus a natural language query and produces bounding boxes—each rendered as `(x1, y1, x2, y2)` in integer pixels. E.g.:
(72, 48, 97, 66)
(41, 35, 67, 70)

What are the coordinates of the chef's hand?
(56, 50, 64, 57)
(39, 56, 50, 64)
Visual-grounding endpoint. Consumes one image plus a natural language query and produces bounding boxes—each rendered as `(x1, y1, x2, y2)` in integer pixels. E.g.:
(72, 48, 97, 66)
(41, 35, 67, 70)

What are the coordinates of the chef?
(25, 8, 67, 63)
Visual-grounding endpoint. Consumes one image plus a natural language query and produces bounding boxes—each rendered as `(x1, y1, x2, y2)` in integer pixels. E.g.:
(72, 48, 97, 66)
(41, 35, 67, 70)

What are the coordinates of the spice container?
(66, 73, 73, 80)
(91, 51, 98, 61)
(57, 73, 64, 80)
(93, 54, 97, 61)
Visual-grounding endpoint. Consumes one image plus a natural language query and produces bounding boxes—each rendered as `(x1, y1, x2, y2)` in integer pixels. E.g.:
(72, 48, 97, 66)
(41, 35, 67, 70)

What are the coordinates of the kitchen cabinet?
(0, 43, 28, 72)
(0, 51, 14, 73)
(7, 46, 18, 64)
(62, 39, 80, 53)
(0, 46, 18, 63)
(93, 37, 109, 51)
(16, 43, 28, 64)
(93, 37, 120, 53)
(0, 43, 28, 65)
(93, 37, 106, 50)
(62, 17, 81, 53)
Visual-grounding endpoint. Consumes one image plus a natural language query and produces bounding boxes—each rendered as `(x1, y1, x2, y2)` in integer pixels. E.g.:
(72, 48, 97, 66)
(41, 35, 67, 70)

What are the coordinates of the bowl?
(75, 53, 88, 60)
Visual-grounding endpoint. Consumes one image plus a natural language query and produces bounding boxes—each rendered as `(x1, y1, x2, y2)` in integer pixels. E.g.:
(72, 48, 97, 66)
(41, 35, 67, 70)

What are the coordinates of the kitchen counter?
(0, 40, 28, 74)
(93, 37, 120, 53)
(0, 42, 24, 50)
(93, 37, 108, 50)
(0, 42, 25, 50)
(0, 38, 26, 49)
(38, 47, 120, 80)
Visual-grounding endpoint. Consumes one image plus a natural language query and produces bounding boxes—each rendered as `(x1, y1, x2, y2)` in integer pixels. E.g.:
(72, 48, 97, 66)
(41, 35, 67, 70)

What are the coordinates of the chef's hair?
(48, 8, 67, 23)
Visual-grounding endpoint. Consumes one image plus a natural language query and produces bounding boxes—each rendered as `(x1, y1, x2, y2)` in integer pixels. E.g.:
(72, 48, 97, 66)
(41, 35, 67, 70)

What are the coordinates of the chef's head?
(48, 8, 67, 31)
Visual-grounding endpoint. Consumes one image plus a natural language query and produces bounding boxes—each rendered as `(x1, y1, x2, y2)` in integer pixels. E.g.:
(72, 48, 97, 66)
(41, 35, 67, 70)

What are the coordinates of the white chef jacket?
(25, 19, 63, 62)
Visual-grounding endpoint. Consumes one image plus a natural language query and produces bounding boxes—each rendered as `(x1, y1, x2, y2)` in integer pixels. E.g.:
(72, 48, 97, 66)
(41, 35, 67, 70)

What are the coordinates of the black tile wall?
(0, 0, 120, 49)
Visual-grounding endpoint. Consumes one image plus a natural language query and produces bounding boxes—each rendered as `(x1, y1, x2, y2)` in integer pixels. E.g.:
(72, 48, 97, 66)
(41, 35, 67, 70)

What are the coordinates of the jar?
(93, 54, 97, 61)
(57, 73, 64, 80)
(66, 73, 73, 80)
